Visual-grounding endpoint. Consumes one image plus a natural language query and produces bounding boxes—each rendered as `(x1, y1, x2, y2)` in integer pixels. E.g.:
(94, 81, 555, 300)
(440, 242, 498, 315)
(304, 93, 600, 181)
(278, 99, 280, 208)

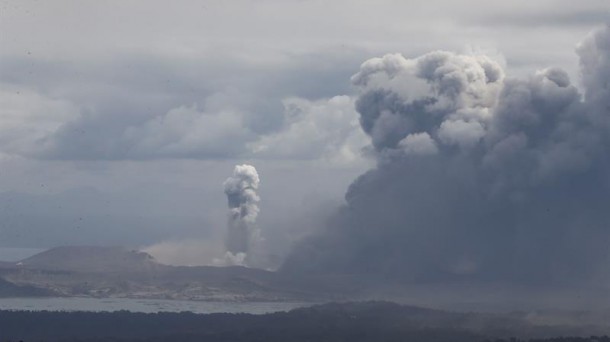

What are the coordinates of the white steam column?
(220, 164, 261, 266)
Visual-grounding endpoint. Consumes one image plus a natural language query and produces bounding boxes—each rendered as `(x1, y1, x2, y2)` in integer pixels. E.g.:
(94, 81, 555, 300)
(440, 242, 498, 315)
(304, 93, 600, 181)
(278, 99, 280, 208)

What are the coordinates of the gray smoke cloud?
(218, 164, 261, 266)
(284, 26, 610, 286)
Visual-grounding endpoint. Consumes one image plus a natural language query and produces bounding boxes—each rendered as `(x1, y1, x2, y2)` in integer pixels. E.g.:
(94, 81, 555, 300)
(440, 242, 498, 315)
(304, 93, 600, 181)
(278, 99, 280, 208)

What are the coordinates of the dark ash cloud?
(283, 26, 610, 286)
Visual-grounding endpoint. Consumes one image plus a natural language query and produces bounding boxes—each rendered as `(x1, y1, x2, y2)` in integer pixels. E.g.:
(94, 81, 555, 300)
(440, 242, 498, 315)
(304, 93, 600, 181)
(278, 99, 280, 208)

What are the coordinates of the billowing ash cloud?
(218, 164, 261, 266)
(283, 26, 610, 285)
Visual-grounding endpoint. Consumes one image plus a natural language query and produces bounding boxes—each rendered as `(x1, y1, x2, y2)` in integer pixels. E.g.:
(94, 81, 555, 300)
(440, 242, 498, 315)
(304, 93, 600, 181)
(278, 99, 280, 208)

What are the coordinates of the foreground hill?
(0, 301, 608, 342)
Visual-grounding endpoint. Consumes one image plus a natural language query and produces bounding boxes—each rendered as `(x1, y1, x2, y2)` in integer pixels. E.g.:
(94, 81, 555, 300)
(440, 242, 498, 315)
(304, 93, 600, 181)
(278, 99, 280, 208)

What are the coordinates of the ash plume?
(284, 26, 610, 286)
(219, 164, 261, 266)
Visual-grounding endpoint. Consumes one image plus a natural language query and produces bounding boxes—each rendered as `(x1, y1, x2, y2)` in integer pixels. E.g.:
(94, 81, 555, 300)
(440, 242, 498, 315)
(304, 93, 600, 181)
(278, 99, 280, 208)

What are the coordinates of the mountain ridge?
(17, 245, 162, 273)
(0, 245, 321, 302)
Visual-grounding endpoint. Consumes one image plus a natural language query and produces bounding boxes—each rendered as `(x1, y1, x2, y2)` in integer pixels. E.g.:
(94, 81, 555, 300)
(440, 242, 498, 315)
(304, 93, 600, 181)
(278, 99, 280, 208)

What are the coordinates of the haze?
(1, 0, 609, 297)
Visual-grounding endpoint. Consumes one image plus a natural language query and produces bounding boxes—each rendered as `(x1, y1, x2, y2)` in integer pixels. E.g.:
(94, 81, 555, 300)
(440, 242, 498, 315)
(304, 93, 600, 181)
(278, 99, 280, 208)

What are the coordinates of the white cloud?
(122, 104, 253, 158)
(438, 119, 486, 149)
(249, 96, 369, 164)
(0, 85, 79, 156)
(398, 132, 438, 155)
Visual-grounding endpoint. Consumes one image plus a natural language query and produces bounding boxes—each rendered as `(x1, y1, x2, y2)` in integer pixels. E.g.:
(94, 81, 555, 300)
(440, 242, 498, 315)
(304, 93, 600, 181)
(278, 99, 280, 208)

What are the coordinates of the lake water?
(0, 297, 311, 314)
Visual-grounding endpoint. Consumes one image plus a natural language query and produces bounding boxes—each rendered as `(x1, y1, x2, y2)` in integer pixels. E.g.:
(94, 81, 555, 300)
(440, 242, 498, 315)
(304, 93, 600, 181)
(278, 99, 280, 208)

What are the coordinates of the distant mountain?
(0, 246, 327, 302)
(17, 246, 162, 273)
(2, 245, 609, 328)
(0, 247, 609, 337)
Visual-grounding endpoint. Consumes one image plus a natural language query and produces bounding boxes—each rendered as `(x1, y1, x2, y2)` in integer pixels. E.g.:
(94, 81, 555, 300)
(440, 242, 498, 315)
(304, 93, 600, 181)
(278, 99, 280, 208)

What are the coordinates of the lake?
(0, 297, 311, 314)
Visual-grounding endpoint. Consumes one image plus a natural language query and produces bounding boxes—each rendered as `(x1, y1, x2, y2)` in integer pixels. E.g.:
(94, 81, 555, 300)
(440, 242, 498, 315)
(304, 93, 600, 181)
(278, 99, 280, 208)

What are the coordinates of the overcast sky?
(0, 0, 608, 265)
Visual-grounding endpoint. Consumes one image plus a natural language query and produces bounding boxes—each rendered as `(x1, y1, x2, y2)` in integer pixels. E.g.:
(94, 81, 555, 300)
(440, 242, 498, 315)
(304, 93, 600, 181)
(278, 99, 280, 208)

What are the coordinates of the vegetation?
(0, 302, 606, 342)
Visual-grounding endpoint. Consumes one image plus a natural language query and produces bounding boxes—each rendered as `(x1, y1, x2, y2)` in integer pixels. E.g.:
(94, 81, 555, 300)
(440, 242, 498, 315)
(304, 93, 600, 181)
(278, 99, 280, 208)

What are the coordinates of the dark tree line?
(488, 338, 610, 342)
(0, 309, 481, 342)
(0, 302, 606, 342)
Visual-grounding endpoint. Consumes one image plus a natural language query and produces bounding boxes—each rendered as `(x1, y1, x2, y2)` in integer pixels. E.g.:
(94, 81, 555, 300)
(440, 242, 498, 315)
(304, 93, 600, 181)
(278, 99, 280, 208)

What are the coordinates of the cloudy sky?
(0, 0, 608, 266)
